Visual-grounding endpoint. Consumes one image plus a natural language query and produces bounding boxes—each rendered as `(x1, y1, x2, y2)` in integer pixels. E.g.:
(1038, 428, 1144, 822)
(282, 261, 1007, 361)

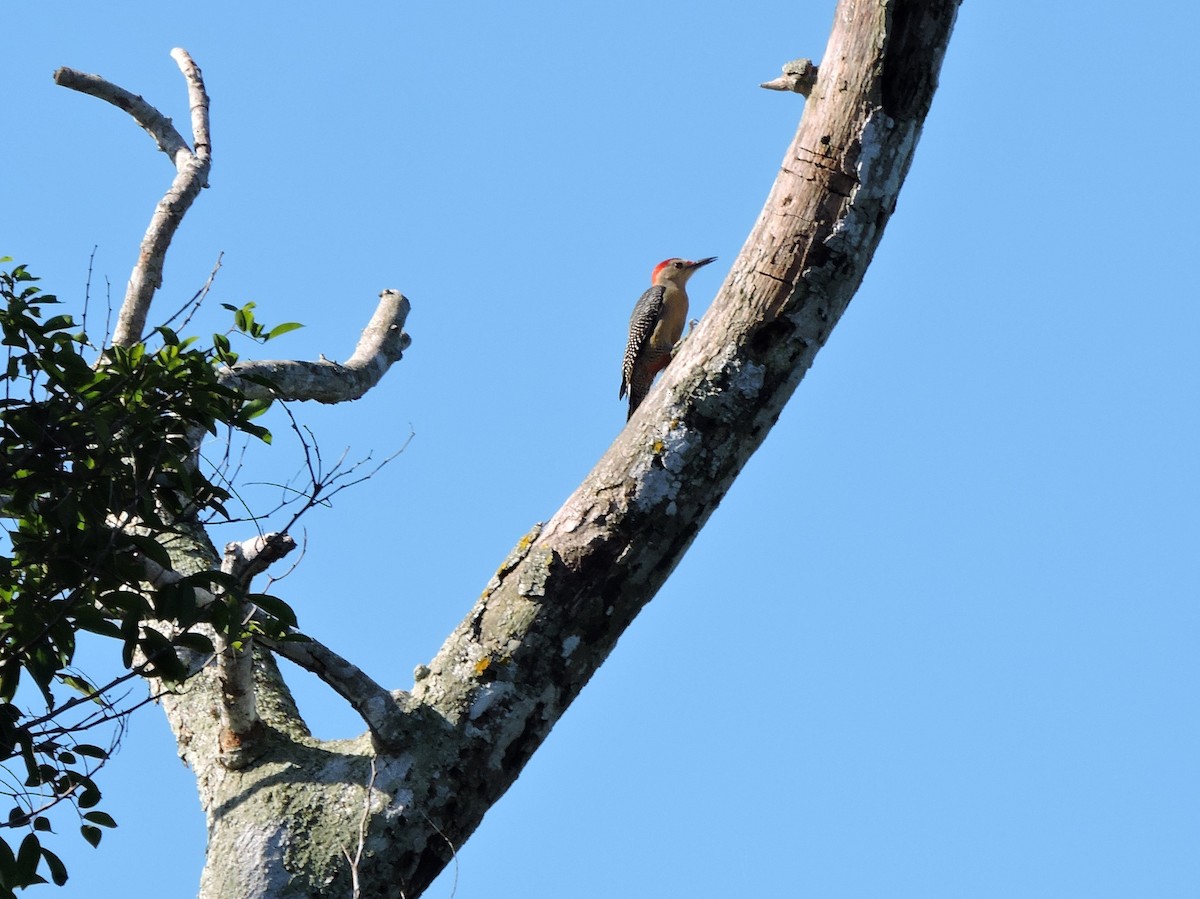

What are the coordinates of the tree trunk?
(152, 2, 962, 895)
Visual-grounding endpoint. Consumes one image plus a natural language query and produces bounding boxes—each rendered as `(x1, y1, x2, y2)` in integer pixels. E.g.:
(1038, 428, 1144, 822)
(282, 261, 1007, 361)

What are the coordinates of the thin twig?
(420, 811, 460, 899)
(103, 274, 113, 346)
(159, 251, 223, 333)
(341, 757, 377, 899)
(263, 529, 307, 591)
(81, 245, 98, 342)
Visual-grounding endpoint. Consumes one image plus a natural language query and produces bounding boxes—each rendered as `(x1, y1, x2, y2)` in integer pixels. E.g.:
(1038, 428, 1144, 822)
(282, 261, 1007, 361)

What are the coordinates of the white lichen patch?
(821, 110, 897, 258)
(450, 642, 489, 683)
(561, 635, 581, 658)
(855, 108, 894, 189)
(633, 463, 671, 509)
(375, 752, 415, 785)
(856, 109, 915, 202)
(211, 822, 289, 896)
(826, 110, 919, 261)
(727, 359, 766, 398)
(486, 684, 558, 769)
(631, 422, 697, 513)
(469, 681, 514, 720)
(381, 785, 414, 826)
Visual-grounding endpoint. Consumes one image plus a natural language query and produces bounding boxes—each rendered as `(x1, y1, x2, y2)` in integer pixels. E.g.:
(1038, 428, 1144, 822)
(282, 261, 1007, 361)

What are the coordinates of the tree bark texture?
(149, 2, 962, 896)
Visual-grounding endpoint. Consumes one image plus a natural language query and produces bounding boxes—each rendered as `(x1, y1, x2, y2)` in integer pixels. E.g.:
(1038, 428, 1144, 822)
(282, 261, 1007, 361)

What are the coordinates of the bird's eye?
(673, 261, 683, 268)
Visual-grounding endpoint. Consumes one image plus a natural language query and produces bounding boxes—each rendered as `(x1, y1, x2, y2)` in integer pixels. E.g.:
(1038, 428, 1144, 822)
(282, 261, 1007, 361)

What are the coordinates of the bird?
(619, 256, 716, 421)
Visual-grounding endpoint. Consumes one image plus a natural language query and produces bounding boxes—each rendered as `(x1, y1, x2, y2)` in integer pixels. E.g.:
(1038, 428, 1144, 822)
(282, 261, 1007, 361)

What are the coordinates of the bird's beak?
(687, 256, 717, 270)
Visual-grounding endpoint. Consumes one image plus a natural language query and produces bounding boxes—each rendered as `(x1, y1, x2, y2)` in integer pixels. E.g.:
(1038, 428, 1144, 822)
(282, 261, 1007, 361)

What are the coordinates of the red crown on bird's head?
(651, 258, 682, 283)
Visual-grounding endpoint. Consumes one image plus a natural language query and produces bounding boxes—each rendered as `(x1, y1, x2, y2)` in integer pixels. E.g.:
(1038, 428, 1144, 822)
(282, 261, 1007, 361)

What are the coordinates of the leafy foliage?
(0, 260, 300, 893)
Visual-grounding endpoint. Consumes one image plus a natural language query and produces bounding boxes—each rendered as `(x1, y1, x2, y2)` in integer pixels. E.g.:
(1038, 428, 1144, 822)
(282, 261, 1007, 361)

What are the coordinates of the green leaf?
(100, 588, 151, 619)
(119, 533, 173, 570)
(243, 398, 274, 420)
(139, 629, 187, 683)
(79, 825, 101, 848)
(59, 674, 97, 698)
(0, 833, 15, 872)
(74, 777, 101, 810)
(40, 847, 67, 886)
(240, 422, 272, 444)
(41, 314, 74, 332)
(154, 325, 180, 346)
(248, 593, 297, 628)
(266, 321, 303, 340)
(0, 663, 20, 703)
(173, 632, 215, 654)
(16, 834, 40, 881)
(82, 811, 116, 829)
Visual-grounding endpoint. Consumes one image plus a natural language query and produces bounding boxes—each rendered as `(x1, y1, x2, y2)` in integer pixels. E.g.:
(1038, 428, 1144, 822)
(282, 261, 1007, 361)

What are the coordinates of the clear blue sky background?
(2, 1, 1198, 896)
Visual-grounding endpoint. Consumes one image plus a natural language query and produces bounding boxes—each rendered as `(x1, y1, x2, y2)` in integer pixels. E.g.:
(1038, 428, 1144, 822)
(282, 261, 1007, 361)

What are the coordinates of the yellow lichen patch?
(485, 523, 544, 592)
(652, 440, 665, 454)
(473, 657, 491, 676)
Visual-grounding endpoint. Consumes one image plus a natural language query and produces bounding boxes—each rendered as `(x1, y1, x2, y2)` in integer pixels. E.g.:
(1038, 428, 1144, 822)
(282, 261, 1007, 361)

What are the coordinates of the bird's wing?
(619, 284, 665, 398)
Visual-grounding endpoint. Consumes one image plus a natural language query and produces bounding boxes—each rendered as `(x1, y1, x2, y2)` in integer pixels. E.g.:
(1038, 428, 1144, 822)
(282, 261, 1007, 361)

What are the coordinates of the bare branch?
(260, 631, 412, 750)
(211, 533, 296, 764)
(170, 48, 211, 161)
(51, 67, 192, 165)
(135, 548, 214, 601)
(128, 532, 297, 764)
(211, 537, 290, 762)
(54, 48, 213, 347)
(224, 532, 298, 586)
(223, 290, 412, 403)
(760, 57, 820, 95)
(134, 531, 407, 748)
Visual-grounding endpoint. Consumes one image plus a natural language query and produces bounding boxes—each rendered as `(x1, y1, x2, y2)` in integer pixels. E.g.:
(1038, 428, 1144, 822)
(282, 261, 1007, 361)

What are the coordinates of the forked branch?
(213, 535, 299, 764)
(54, 50, 412, 399)
(55, 48, 211, 347)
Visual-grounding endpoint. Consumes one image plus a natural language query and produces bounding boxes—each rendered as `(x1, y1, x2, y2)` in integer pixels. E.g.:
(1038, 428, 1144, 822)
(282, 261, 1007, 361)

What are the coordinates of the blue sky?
(2, 1, 1198, 897)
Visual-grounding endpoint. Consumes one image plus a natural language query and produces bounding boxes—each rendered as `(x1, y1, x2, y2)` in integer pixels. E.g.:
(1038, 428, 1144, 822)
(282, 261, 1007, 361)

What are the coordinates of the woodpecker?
(619, 256, 716, 420)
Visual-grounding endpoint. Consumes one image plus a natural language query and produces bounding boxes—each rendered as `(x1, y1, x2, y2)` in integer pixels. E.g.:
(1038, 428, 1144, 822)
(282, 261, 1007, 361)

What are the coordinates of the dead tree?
(52, 1, 960, 895)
